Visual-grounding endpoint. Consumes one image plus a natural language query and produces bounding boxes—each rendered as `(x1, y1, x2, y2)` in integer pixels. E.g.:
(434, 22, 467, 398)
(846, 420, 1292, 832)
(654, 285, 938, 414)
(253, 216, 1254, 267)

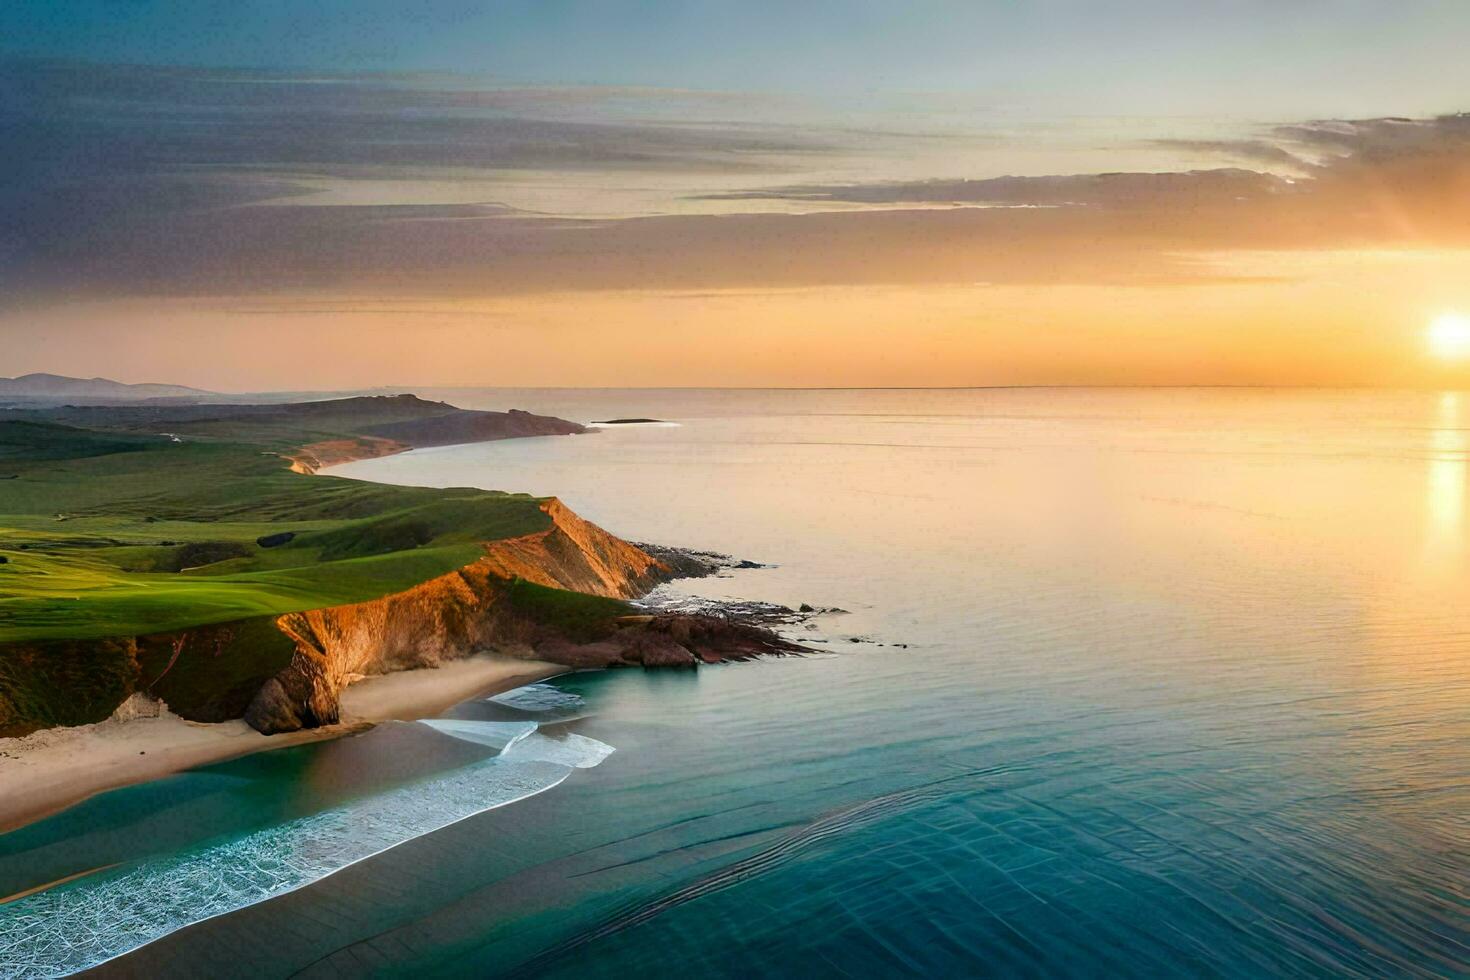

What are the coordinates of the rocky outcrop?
(242, 499, 805, 733)
(0, 498, 803, 739)
(533, 614, 806, 669)
(632, 541, 765, 579)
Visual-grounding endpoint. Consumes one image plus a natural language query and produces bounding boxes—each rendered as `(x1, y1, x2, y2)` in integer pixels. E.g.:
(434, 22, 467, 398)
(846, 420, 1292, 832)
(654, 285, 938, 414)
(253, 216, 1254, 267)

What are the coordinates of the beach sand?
(0, 655, 560, 835)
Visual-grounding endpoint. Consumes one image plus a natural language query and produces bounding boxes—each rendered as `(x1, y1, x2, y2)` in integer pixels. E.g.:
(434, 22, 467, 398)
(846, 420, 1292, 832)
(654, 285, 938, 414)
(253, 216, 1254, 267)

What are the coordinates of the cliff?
(0, 499, 803, 739)
(285, 406, 587, 473)
(475, 498, 666, 597)
(0, 394, 801, 740)
(244, 497, 801, 733)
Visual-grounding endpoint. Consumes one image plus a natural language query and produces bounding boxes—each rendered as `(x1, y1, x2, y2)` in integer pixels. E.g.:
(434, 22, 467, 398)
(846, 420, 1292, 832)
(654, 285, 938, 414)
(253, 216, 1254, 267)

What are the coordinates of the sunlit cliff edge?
(248, 496, 799, 734)
(0, 396, 801, 740)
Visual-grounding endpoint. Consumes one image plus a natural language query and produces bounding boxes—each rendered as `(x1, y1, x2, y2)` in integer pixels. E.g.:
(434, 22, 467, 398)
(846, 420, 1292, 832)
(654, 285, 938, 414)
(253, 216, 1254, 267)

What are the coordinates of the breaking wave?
(487, 683, 586, 713)
(502, 731, 616, 769)
(0, 719, 614, 979)
(418, 718, 539, 750)
(422, 719, 615, 769)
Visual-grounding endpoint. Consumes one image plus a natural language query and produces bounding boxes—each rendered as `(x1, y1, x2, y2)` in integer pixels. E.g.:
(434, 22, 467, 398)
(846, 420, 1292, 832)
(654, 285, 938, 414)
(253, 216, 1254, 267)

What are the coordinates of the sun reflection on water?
(1426, 391, 1467, 562)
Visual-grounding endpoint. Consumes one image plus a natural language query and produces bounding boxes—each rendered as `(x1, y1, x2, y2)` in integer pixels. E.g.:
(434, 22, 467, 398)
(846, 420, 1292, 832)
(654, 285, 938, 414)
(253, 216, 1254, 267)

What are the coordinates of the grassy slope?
(0, 412, 556, 644)
(504, 578, 632, 642)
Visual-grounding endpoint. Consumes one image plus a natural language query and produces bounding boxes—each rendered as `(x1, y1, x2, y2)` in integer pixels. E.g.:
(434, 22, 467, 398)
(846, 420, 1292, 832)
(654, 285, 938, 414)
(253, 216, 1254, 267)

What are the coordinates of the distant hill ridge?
(0, 373, 212, 401)
(0, 394, 589, 470)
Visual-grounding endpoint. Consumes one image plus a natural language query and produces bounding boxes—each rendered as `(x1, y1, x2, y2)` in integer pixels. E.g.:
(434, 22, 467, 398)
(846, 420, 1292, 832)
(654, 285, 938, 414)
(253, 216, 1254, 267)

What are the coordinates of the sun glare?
(1428, 313, 1470, 361)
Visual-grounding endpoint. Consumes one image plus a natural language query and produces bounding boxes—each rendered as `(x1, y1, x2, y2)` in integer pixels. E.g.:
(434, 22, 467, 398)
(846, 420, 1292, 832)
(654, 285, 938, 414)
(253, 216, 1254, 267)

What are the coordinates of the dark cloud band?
(3, 58, 1467, 304)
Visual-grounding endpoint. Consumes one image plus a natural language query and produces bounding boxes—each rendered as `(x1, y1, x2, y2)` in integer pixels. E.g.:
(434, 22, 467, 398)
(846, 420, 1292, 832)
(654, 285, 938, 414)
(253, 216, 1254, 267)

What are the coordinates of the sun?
(1428, 313, 1470, 361)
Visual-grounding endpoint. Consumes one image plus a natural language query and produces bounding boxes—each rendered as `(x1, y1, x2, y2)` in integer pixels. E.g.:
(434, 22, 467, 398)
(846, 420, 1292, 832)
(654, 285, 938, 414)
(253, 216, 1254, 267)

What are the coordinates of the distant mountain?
(0, 374, 212, 403)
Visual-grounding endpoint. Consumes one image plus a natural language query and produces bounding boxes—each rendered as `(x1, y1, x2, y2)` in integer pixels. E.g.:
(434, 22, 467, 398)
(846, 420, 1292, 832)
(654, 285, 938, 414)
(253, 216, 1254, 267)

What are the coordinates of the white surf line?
(0, 726, 615, 979)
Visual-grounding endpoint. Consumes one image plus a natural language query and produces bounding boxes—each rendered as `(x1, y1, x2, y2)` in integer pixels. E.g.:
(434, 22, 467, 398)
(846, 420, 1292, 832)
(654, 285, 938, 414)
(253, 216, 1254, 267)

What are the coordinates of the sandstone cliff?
(243, 498, 800, 733)
(0, 499, 803, 739)
(476, 498, 666, 597)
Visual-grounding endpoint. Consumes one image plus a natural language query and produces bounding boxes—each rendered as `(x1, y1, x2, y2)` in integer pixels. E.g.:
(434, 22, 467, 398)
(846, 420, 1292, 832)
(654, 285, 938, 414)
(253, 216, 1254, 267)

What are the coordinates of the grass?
(505, 578, 632, 641)
(0, 414, 554, 644)
(0, 399, 601, 733)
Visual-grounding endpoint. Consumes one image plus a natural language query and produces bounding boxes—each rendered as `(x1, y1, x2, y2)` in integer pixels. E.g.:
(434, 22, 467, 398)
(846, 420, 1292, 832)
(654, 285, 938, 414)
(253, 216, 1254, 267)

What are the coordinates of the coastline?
(0, 655, 559, 835)
(0, 422, 591, 832)
(1, 422, 793, 837)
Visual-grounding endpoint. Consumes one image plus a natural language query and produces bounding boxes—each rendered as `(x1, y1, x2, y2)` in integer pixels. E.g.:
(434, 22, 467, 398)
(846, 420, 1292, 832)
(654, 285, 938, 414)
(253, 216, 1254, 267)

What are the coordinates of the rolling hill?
(0, 373, 213, 403)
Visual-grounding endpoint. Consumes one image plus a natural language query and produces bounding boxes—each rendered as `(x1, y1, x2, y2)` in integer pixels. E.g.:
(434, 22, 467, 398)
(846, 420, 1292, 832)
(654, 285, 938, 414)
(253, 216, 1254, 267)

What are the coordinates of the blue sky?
(6, 1, 1470, 117)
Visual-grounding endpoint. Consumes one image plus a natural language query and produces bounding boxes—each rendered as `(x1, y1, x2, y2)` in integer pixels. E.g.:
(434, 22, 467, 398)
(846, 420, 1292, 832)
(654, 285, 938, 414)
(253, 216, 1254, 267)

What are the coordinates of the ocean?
(2, 388, 1466, 977)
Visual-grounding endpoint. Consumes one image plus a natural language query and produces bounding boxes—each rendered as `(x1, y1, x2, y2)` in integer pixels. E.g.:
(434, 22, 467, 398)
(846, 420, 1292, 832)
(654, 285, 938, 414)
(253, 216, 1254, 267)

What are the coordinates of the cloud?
(0, 190, 1335, 300)
(1277, 114, 1470, 159)
(1, 60, 828, 181)
(2, 59, 1468, 306)
(0, 58, 846, 295)
(698, 168, 1292, 207)
(705, 114, 1470, 213)
(1144, 138, 1310, 170)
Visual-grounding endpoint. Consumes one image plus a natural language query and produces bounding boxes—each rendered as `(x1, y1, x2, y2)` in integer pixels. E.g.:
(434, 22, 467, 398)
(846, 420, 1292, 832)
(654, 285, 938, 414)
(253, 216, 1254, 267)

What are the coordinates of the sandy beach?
(0, 655, 559, 835)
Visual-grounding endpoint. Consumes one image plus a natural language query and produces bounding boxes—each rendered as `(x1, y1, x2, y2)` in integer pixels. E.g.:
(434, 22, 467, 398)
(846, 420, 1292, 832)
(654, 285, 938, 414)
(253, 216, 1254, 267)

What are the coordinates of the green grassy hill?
(0, 398, 578, 644)
(0, 395, 804, 738)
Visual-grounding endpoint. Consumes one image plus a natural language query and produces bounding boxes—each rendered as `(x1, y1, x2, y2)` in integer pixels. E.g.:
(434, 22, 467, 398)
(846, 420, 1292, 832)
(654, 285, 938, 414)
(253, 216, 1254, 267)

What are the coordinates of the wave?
(418, 718, 538, 750)
(488, 683, 586, 713)
(423, 718, 614, 770)
(504, 731, 616, 769)
(0, 722, 615, 979)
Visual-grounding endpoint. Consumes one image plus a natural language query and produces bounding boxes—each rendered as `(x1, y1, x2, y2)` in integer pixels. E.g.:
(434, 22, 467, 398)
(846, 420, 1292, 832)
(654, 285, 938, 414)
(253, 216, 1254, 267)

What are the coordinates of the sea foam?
(0, 722, 614, 979)
(417, 718, 538, 750)
(487, 683, 586, 712)
(423, 718, 614, 769)
(505, 730, 616, 769)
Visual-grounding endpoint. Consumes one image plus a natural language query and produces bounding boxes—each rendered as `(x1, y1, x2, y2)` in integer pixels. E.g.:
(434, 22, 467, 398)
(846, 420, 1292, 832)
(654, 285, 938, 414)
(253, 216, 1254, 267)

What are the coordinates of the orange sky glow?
(4, 15, 1470, 390)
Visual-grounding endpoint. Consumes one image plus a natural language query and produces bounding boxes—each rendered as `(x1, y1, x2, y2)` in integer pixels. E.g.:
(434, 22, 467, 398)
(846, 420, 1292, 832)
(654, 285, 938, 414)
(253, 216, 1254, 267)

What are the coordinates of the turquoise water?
(3, 389, 1468, 977)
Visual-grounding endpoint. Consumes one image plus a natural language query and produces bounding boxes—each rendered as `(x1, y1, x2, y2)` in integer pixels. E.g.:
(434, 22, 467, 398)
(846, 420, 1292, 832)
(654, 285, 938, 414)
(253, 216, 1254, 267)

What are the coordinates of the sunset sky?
(3, 1, 1470, 390)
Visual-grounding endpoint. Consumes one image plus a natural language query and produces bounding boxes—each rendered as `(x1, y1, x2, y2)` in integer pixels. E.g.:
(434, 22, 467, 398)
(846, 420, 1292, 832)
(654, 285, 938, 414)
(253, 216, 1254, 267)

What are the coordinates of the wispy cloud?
(696, 169, 1291, 206)
(1144, 138, 1310, 170)
(3, 55, 1467, 307)
(699, 114, 1470, 209)
(2, 59, 830, 180)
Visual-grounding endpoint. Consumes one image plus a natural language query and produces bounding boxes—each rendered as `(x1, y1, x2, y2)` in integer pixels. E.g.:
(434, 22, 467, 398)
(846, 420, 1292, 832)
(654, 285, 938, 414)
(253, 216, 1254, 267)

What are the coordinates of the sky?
(3, 1, 1470, 390)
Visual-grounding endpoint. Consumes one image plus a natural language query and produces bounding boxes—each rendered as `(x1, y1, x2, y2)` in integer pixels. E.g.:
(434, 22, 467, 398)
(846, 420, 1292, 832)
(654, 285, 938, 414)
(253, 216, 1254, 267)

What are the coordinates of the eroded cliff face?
(477, 498, 667, 598)
(242, 498, 803, 734)
(0, 498, 801, 740)
(245, 559, 527, 732)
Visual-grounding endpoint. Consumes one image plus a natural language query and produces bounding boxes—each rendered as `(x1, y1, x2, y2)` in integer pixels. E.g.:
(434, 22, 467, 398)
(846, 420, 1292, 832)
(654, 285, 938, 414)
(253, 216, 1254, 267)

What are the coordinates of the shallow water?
(3, 388, 1468, 977)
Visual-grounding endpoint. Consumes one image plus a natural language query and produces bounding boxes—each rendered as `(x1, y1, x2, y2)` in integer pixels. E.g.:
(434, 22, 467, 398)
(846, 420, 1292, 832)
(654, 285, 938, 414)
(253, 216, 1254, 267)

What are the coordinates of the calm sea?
(2, 388, 1466, 978)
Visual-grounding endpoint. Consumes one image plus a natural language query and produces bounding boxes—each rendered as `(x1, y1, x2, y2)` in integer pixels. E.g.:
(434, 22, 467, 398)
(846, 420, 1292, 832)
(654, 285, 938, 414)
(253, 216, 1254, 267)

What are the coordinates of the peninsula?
(0, 394, 800, 823)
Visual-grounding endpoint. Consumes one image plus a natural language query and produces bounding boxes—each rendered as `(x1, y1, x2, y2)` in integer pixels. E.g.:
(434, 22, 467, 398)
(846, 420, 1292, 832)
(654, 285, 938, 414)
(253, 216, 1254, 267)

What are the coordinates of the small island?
(592, 418, 669, 425)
